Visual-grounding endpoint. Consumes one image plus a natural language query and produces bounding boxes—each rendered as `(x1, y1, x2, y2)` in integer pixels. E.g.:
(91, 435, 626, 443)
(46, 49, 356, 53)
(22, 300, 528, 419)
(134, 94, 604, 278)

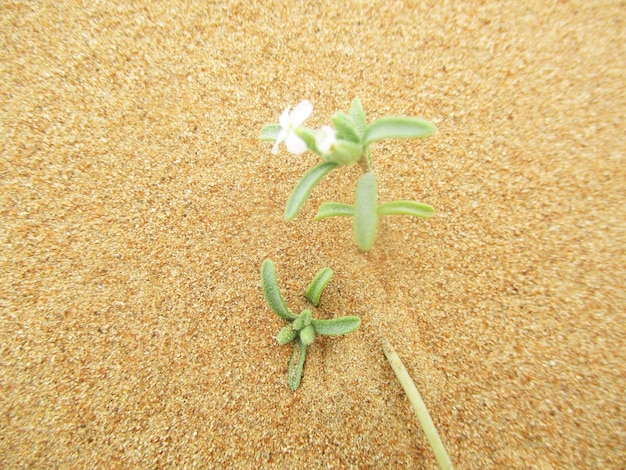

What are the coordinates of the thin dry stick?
(382, 340, 454, 470)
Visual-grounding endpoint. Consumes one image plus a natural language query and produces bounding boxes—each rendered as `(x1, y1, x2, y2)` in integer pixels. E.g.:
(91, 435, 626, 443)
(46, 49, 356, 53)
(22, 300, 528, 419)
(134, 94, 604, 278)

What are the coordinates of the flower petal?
(285, 133, 307, 155)
(278, 107, 291, 127)
(272, 129, 287, 154)
(316, 125, 337, 154)
(290, 100, 313, 126)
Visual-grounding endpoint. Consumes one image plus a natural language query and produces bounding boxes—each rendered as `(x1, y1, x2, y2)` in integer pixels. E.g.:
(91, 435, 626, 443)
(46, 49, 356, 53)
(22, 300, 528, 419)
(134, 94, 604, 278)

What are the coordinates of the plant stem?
(382, 340, 454, 470)
(357, 152, 371, 173)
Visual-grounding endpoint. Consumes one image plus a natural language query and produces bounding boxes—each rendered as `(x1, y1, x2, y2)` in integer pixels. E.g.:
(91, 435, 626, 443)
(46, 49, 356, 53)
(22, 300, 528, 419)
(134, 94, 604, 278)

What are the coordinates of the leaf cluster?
(260, 98, 436, 250)
(261, 259, 361, 390)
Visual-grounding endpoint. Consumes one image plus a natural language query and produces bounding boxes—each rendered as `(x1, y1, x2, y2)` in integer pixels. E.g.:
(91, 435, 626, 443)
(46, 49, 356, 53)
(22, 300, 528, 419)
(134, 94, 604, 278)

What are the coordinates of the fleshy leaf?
(285, 162, 338, 220)
(363, 117, 436, 146)
(276, 325, 297, 345)
(305, 267, 334, 306)
(348, 98, 367, 138)
(294, 127, 322, 156)
(331, 112, 361, 144)
(314, 202, 355, 220)
(288, 339, 307, 390)
(260, 124, 281, 141)
(261, 259, 297, 321)
(300, 325, 316, 346)
(292, 309, 312, 331)
(354, 172, 378, 251)
(311, 316, 361, 336)
(377, 201, 435, 218)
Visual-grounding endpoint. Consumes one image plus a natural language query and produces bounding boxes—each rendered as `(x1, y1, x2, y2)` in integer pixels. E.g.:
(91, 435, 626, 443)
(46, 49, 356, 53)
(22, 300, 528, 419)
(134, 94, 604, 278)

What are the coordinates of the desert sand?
(1, 1, 625, 468)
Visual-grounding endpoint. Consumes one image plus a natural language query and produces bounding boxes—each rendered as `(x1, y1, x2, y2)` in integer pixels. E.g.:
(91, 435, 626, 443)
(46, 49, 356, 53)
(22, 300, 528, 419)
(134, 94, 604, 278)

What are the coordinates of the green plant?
(383, 341, 455, 470)
(260, 98, 436, 250)
(261, 259, 361, 390)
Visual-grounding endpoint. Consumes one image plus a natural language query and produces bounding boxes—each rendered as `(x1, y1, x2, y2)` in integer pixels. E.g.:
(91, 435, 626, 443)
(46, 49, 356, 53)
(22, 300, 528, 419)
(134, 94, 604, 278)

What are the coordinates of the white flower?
(272, 100, 313, 155)
(316, 126, 338, 154)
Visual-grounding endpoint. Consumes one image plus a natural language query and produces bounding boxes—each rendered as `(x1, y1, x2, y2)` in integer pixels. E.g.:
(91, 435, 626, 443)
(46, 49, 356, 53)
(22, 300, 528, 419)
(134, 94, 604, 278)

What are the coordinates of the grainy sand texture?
(1, 1, 625, 468)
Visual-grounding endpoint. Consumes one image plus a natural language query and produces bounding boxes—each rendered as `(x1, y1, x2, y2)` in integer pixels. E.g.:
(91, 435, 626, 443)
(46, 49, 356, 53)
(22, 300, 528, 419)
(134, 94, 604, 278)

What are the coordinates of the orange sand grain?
(1, 1, 625, 468)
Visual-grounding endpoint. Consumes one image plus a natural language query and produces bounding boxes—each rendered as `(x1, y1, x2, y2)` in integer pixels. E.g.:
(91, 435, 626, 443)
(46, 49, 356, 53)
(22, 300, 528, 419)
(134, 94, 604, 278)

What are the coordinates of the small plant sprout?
(260, 98, 436, 250)
(261, 259, 361, 390)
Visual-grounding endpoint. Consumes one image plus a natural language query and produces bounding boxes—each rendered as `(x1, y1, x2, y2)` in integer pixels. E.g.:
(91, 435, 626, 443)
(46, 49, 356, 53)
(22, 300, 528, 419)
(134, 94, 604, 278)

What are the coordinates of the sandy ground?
(1, 1, 625, 468)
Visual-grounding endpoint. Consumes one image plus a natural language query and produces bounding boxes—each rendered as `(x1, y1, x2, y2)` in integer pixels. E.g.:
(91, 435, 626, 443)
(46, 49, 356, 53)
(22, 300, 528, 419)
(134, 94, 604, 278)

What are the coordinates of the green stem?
(382, 341, 454, 470)
(357, 152, 371, 173)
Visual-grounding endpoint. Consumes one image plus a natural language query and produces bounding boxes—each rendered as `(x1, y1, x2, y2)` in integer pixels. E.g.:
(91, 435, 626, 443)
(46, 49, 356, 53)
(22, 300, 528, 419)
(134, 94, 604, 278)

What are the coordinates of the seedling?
(261, 259, 361, 390)
(260, 98, 436, 250)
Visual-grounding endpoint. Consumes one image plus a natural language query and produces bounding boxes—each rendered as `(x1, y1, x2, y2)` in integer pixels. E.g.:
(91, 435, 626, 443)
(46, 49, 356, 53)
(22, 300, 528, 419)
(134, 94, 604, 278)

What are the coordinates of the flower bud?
(316, 126, 338, 154)
(326, 140, 362, 166)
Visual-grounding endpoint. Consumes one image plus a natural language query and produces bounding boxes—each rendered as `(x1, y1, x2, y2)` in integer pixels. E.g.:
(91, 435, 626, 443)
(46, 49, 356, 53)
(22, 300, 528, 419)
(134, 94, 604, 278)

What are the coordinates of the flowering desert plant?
(261, 259, 361, 390)
(260, 98, 436, 250)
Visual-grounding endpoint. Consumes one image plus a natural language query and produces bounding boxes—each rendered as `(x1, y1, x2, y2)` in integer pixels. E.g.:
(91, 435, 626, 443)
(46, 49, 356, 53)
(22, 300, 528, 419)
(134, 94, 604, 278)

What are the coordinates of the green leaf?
(354, 172, 378, 251)
(377, 201, 435, 218)
(314, 202, 355, 220)
(299, 325, 316, 346)
(305, 267, 334, 306)
(294, 127, 322, 156)
(276, 325, 297, 345)
(260, 124, 281, 141)
(288, 339, 307, 390)
(261, 259, 297, 321)
(348, 97, 367, 138)
(363, 117, 436, 146)
(311, 316, 361, 336)
(292, 309, 312, 331)
(331, 112, 361, 143)
(284, 162, 338, 220)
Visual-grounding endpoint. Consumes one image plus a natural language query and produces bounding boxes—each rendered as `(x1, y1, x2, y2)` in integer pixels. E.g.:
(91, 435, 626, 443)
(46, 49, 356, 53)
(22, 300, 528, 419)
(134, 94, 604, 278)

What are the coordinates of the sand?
(1, 0, 625, 468)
